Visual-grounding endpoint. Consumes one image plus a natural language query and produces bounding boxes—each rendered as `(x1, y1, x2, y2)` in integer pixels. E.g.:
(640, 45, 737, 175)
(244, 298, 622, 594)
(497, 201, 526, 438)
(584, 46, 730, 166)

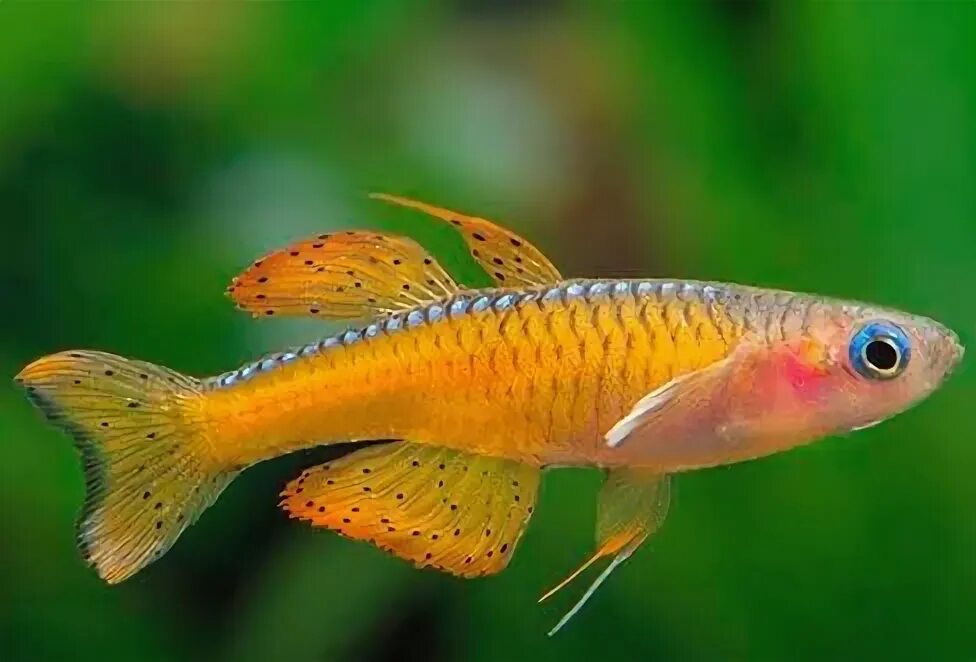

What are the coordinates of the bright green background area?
(1, 3, 974, 661)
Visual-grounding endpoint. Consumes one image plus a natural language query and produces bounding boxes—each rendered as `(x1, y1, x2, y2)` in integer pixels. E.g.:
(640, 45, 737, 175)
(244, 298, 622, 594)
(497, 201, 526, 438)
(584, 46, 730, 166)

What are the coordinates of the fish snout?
(932, 326, 965, 377)
(915, 320, 964, 379)
(950, 332, 965, 367)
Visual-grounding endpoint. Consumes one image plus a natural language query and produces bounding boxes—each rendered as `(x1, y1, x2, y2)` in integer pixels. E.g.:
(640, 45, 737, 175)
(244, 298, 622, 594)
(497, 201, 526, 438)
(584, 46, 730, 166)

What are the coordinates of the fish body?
(16, 194, 964, 634)
(204, 278, 958, 473)
(203, 279, 736, 470)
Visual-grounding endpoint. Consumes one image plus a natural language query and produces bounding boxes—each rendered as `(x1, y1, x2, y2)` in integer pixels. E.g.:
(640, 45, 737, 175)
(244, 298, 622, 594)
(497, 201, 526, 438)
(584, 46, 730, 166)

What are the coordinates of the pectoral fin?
(604, 340, 834, 469)
(228, 232, 459, 319)
(605, 353, 741, 450)
(371, 193, 562, 287)
(540, 469, 670, 636)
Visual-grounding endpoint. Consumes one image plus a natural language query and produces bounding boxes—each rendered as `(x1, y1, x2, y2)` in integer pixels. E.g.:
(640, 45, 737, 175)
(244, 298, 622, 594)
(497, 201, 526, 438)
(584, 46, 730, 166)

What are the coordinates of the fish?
(15, 193, 965, 635)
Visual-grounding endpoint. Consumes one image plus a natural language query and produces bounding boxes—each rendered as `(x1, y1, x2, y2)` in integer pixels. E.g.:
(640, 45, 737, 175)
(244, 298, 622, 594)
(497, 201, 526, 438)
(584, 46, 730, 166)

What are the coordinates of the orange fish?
(16, 194, 965, 634)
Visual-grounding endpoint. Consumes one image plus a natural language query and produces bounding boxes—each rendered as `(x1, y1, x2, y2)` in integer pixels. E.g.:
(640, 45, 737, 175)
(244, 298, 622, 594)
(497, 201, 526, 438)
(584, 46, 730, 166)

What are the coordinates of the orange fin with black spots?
(16, 351, 235, 584)
(370, 193, 562, 287)
(540, 469, 670, 636)
(280, 442, 540, 577)
(228, 231, 459, 320)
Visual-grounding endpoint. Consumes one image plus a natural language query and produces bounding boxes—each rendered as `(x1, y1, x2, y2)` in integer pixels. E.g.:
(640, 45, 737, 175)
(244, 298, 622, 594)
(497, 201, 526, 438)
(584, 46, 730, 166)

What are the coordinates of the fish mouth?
(921, 321, 965, 376)
(952, 334, 965, 366)
(941, 330, 965, 377)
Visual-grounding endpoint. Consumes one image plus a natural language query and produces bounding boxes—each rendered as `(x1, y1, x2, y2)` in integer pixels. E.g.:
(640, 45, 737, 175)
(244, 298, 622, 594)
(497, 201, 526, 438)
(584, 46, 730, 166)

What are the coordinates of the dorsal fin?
(228, 231, 459, 319)
(370, 193, 562, 287)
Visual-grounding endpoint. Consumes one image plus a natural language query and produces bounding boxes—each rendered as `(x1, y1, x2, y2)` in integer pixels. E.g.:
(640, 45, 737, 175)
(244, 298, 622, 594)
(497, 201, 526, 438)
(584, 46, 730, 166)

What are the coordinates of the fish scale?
(210, 278, 738, 391)
(235, 289, 688, 466)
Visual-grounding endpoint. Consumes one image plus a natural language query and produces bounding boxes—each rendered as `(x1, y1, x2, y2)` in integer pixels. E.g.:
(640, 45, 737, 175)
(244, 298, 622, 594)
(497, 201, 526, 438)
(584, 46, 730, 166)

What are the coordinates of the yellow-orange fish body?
(16, 194, 964, 635)
(207, 279, 958, 473)
(206, 280, 736, 469)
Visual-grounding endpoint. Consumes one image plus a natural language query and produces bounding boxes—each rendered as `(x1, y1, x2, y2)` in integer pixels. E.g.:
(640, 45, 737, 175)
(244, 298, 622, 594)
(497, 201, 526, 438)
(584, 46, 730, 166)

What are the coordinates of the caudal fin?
(16, 351, 235, 583)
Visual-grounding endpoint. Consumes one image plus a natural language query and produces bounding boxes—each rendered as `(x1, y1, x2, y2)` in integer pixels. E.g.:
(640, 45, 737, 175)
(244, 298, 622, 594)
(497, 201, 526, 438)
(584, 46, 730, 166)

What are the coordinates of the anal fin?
(281, 443, 539, 577)
(540, 469, 670, 636)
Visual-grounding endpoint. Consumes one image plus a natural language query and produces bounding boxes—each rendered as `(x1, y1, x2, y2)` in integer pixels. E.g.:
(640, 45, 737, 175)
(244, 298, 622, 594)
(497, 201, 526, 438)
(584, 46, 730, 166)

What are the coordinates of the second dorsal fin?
(228, 231, 459, 320)
(370, 193, 563, 287)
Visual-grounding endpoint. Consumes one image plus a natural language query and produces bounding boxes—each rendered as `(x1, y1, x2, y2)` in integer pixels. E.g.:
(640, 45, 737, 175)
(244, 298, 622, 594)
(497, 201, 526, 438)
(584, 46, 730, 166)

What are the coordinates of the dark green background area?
(1, 2, 974, 661)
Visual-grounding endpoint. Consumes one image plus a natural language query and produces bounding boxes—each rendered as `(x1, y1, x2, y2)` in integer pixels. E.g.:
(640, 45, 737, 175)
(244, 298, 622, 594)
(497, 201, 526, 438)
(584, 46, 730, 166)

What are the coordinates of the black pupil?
(865, 339, 899, 371)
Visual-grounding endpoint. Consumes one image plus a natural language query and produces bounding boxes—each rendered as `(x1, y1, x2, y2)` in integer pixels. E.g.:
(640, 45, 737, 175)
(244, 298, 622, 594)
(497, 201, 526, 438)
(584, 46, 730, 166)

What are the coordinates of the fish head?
(787, 302, 964, 435)
(603, 292, 963, 470)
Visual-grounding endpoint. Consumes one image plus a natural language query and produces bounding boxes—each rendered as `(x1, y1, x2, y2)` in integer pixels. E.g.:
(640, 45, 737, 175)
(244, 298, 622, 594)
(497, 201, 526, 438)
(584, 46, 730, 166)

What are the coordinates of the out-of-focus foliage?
(1, 2, 974, 661)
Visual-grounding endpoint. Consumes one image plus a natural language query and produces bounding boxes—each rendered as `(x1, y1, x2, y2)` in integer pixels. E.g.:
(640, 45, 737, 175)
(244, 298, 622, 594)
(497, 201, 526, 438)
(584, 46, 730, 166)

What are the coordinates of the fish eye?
(849, 321, 911, 380)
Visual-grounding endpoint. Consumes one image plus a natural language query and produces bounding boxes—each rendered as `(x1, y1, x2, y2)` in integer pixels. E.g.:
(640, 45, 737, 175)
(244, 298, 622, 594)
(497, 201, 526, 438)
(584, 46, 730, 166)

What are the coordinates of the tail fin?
(16, 351, 235, 583)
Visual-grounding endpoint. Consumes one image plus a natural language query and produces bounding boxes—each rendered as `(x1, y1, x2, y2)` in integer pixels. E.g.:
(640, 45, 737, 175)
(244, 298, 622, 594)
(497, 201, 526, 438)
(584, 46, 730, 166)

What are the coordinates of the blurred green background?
(2, 2, 975, 661)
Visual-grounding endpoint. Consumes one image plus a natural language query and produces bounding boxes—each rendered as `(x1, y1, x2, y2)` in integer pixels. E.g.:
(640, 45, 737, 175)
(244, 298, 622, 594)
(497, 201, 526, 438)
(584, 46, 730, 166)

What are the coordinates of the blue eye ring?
(849, 321, 911, 380)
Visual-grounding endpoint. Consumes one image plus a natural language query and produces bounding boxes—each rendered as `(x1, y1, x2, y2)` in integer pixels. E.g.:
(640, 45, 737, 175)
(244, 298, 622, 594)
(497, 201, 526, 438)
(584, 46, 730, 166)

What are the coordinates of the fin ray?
(547, 544, 637, 637)
(371, 193, 562, 287)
